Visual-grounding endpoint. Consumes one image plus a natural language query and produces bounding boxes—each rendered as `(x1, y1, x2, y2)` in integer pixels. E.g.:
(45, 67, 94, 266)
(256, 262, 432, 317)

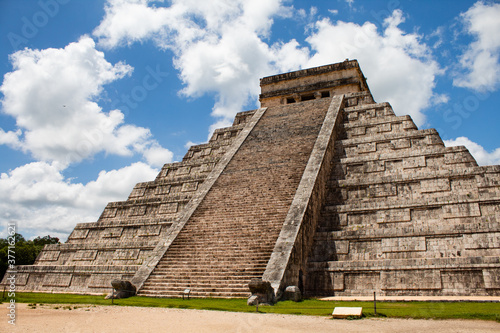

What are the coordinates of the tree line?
(0, 233, 60, 281)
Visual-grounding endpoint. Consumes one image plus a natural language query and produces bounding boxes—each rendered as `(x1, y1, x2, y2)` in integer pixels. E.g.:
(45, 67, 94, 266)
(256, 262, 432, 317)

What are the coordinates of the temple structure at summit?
(4, 60, 499, 298)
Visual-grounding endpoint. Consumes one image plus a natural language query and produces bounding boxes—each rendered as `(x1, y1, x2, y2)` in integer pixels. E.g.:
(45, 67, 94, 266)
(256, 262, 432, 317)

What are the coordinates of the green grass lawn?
(3, 293, 500, 322)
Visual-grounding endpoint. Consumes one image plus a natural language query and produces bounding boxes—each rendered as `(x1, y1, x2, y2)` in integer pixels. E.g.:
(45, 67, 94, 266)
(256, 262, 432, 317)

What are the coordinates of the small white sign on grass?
(332, 307, 363, 319)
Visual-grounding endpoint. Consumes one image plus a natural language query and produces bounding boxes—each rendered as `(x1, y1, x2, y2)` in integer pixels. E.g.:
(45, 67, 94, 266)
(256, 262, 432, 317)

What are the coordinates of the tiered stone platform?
(3, 60, 499, 298)
(6, 111, 256, 294)
(306, 97, 500, 296)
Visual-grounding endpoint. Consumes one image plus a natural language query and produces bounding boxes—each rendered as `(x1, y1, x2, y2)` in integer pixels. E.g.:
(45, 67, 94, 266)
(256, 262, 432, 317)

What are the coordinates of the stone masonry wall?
(306, 97, 500, 296)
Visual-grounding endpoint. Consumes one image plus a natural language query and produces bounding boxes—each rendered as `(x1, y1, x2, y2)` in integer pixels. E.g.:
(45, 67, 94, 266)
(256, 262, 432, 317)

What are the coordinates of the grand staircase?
(138, 98, 332, 297)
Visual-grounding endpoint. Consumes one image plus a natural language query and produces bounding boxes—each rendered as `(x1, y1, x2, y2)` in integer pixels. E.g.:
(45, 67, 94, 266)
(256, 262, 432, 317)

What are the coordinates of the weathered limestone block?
(426, 133, 443, 146)
(344, 272, 380, 292)
(350, 126, 365, 136)
(348, 241, 381, 260)
(402, 119, 417, 130)
(420, 178, 451, 193)
(330, 272, 344, 291)
(68, 229, 89, 240)
(176, 166, 191, 175)
(159, 202, 178, 214)
(129, 185, 146, 198)
(463, 232, 500, 249)
(101, 207, 117, 219)
(248, 279, 274, 304)
(376, 209, 411, 223)
(158, 167, 169, 178)
(368, 183, 397, 197)
(37, 250, 60, 261)
(476, 173, 500, 188)
(381, 270, 441, 290)
(442, 203, 481, 219)
(14, 273, 29, 286)
(347, 111, 358, 121)
(357, 142, 376, 154)
(349, 212, 377, 225)
(73, 250, 98, 261)
(88, 274, 123, 288)
(137, 225, 162, 236)
(392, 138, 411, 149)
(102, 227, 123, 238)
(335, 241, 349, 254)
(181, 182, 198, 192)
(444, 150, 476, 165)
(283, 286, 302, 302)
(441, 270, 485, 291)
(403, 156, 426, 169)
(348, 187, 366, 200)
(378, 122, 392, 133)
(155, 184, 171, 195)
(42, 274, 73, 287)
(338, 213, 348, 226)
(113, 249, 140, 260)
(106, 280, 137, 299)
(381, 237, 426, 253)
(483, 269, 500, 289)
(365, 161, 385, 173)
(364, 108, 377, 119)
(129, 205, 147, 216)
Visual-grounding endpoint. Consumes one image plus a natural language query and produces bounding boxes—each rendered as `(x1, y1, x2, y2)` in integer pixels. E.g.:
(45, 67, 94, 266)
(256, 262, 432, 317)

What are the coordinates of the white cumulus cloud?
(0, 35, 174, 239)
(454, 1, 500, 91)
(305, 10, 444, 126)
(0, 161, 158, 240)
(93, 0, 309, 135)
(95, 3, 443, 128)
(0, 35, 172, 167)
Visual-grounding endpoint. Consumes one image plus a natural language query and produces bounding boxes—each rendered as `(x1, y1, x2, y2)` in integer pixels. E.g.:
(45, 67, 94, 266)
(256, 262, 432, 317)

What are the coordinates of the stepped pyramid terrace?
(2, 60, 499, 299)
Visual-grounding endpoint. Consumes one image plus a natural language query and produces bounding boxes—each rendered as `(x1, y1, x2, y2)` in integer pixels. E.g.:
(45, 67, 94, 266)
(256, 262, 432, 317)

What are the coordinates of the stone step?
(138, 288, 250, 298)
(145, 273, 262, 282)
(168, 241, 277, 248)
(140, 285, 248, 294)
(155, 256, 269, 263)
(151, 263, 266, 270)
(142, 279, 254, 288)
(151, 269, 266, 276)
(145, 274, 260, 282)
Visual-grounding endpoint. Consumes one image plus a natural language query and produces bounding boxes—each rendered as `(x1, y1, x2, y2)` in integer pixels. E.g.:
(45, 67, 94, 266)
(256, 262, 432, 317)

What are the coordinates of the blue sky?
(0, 0, 499, 240)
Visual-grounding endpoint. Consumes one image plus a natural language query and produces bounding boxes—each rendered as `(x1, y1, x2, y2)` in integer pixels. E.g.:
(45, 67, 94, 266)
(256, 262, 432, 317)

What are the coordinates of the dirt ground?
(1, 303, 499, 333)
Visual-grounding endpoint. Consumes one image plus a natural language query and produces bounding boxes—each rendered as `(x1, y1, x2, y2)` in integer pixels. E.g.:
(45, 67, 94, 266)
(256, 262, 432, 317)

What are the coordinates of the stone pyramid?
(4, 60, 499, 298)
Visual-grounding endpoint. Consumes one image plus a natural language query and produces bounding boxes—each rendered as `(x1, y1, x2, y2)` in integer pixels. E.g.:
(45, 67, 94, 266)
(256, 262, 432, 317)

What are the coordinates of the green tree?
(0, 233, 60, 281)
(33, 235, 59, 247)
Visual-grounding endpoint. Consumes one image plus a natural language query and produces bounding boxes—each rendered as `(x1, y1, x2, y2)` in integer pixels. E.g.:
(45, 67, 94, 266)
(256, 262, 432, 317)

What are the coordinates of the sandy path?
(1, 303, 499, 333)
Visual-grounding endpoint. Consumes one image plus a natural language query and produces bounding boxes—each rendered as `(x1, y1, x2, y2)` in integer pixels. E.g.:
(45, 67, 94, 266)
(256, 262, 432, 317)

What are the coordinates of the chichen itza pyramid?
(3, 60, 499, 299)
